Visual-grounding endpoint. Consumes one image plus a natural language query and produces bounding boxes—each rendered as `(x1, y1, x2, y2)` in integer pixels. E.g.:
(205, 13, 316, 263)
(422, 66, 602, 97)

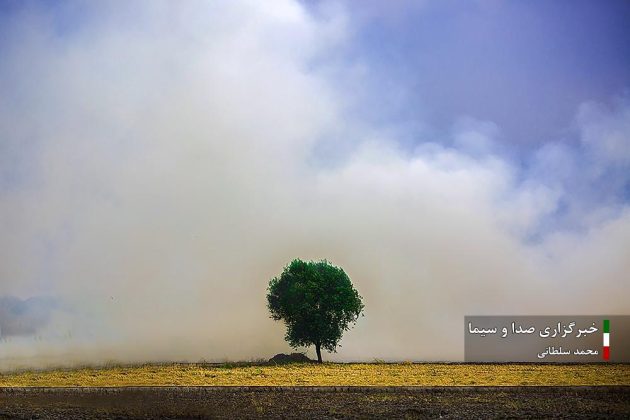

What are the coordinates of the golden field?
(1, 363, 628, 387)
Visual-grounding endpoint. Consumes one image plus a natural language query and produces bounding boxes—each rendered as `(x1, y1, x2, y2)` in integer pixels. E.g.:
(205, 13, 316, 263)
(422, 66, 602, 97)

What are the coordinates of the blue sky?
(0, 1, 628, 365)
(342, 0, 629, 150)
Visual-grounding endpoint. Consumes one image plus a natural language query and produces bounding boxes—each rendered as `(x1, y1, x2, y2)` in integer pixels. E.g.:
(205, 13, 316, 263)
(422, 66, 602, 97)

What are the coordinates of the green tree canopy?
(266, 259, 364, 363)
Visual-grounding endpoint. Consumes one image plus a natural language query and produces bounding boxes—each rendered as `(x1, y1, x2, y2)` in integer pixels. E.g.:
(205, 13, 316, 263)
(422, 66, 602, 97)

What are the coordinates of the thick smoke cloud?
(0, 296, 55, 337)
(0, 1, 628, 369)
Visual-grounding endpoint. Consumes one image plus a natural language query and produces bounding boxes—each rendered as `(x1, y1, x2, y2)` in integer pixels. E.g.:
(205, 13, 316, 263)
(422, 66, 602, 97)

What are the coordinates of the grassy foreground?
(1, 363, 628, 387)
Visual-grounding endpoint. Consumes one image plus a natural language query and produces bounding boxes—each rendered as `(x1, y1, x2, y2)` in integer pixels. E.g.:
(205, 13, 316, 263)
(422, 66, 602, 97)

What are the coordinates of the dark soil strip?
(1, 386, 629, 419)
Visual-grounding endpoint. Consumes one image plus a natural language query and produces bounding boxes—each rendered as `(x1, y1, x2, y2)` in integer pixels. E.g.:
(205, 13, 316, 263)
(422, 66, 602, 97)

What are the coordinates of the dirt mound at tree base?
(268, 353, 314, 364)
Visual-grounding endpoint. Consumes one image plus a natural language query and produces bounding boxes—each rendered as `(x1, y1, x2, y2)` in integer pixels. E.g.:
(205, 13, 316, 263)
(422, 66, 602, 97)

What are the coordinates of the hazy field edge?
(2, 361, 629, 374)
(1, 385, 629, 391)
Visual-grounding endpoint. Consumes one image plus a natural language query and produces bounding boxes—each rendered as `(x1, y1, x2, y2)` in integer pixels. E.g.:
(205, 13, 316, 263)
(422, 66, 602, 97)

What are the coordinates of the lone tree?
(266, 259, 364, 363)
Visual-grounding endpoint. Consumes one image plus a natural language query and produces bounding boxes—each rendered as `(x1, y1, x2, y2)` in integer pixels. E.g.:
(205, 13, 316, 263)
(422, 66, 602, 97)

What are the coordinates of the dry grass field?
(1, 363, 628, 387)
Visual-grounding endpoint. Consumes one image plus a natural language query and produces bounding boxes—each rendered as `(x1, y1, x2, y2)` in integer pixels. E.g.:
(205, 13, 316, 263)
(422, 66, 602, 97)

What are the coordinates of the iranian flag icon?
(603, 319, 610, 361)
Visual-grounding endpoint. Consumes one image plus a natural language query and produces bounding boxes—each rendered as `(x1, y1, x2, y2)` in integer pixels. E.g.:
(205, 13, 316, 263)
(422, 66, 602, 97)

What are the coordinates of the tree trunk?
(315, 342, 322, 363)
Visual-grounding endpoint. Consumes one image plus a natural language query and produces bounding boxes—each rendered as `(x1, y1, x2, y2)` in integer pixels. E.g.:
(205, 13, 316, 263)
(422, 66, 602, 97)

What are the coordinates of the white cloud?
(0, 0, 628, 368)
(577, 98, 630, 164)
